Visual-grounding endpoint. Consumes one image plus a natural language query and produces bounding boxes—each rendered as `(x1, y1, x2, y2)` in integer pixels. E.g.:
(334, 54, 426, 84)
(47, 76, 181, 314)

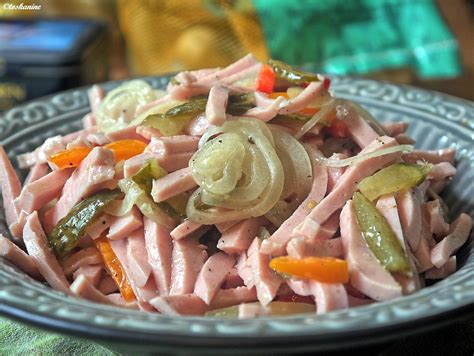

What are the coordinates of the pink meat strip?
(326, 153, 347, 192)
(311, 282, 349, 314)
(197, 54, 259, 86)
(340, 201, 402, 301)
(295, 136, 401, 240)
(194, 252, 236, 304)
(85, 214, 111, 240)
(175, 72, 197, 85)
(167, 54, 258, 100)
(106, 293, 139, 308)
(143, 218, 173, 295)
(286, 236, 343, 259)
(70, 274, 113, 305)
(261, 147, 328, 256)
(376, 194, 420, 294)
(217, 217, 267, 255)
(146, 135, 200, 156)
(0, 235, 40, 277)
(279, 82, 324, 115)
(17, 136, 65, 169)
(136, 126, 162, 140)
(82, 114, 96, 130)
(106, 125, 149, 143)
(0, 145, 22, 228)
(158, 151, 193, 173)
(425, 256, 456, 279)
(126, 228, 153, 288)
(395, 133, 415, 145)
(313, 210, 340, 240)
(169, 238, 208, 295)
(382, 122, 408, 136)
(170, 219, 210, 240)
(286, 279, 312, 296)
(43, 147, 116, 232)
(109, 238, 157, 302)
(236, 251, 254, 288)
(221, 63, 262, 86)
(14, 169, 73, 214)
(206, 86, 229, 126)
(149, 294, 208, 315)
(88, 84, 104, 115)
(107, 206, 142, 240)
(223, 267, 244, 289)
(431, 213, 472, 268)
(61, 247, 102, 276)
(413, 212, 435, 273)
(123, 152, 154, 178)
(403, 148, 456, 165)
(396, 189, 422, 251)
(72, 265, 103, 287)
(23, 163, 49, 185)
(87, 132, 110, 146)
(215, 220, 241, 233)
(167, 84, 211, 101)
(22, 212, 70, 294)
(244, 96, 286, 122)
(151, 167, 197, 203)
(211, 286, 257, 309)
(286, 280, 348, 314)
(151, 286, 257, 315)
(247, 237, 282, 306)
(425, 200, 449, 239)
(185, 114, 211, 136)
(9, 211, 28, 239)
(341, 103, 379, 148)
(427, 162, 456, 181)
(188, 68, 220, 80)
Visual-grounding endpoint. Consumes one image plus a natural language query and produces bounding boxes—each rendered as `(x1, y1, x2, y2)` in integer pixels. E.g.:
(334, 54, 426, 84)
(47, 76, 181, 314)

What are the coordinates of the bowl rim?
(0, 75, 473, 350)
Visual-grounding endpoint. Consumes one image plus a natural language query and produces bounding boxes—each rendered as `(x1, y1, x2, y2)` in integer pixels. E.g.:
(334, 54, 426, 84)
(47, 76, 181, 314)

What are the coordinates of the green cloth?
(0, 317, 116, 356)
(254, 0, 461, 78)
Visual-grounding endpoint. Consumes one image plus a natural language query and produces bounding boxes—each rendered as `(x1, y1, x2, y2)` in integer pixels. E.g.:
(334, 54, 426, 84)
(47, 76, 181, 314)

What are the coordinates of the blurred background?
(0, 0, 472, 111)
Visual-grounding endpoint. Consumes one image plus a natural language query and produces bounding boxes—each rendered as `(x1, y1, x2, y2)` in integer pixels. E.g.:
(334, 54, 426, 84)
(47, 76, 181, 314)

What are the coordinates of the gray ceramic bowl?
(0, 76, 473, 354)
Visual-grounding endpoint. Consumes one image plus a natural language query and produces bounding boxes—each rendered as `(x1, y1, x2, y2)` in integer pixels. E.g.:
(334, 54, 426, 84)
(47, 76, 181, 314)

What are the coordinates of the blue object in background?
(0, 20, 89, 52)
(253, 0, 462, 78)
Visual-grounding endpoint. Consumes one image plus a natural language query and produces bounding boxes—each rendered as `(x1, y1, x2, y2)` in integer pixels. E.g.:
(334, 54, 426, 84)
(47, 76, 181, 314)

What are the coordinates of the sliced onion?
(315, 144, 414, 167)
(187, 118, 284, 224)
(191, 133, 246, 195)
(269, 125, 312, 203)
(198, 125, 223, 148)
(294, 99, 336, 139)
(96, 80, 158, 134)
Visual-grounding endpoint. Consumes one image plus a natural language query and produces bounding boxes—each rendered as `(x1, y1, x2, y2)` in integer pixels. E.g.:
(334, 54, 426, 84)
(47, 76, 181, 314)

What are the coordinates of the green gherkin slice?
(352, 192, 410, 273)
(357, 163, 431, 202)
(48, 189, 122, 258)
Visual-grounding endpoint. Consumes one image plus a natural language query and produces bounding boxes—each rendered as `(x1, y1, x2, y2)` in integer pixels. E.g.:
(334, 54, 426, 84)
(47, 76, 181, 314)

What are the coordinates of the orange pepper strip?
(94, 233, 136, 302)
(48, 147, 93, 170)
(49, 139, 147, 170)
(104, 139, 147, 162)
(269, 256, 349, 284)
